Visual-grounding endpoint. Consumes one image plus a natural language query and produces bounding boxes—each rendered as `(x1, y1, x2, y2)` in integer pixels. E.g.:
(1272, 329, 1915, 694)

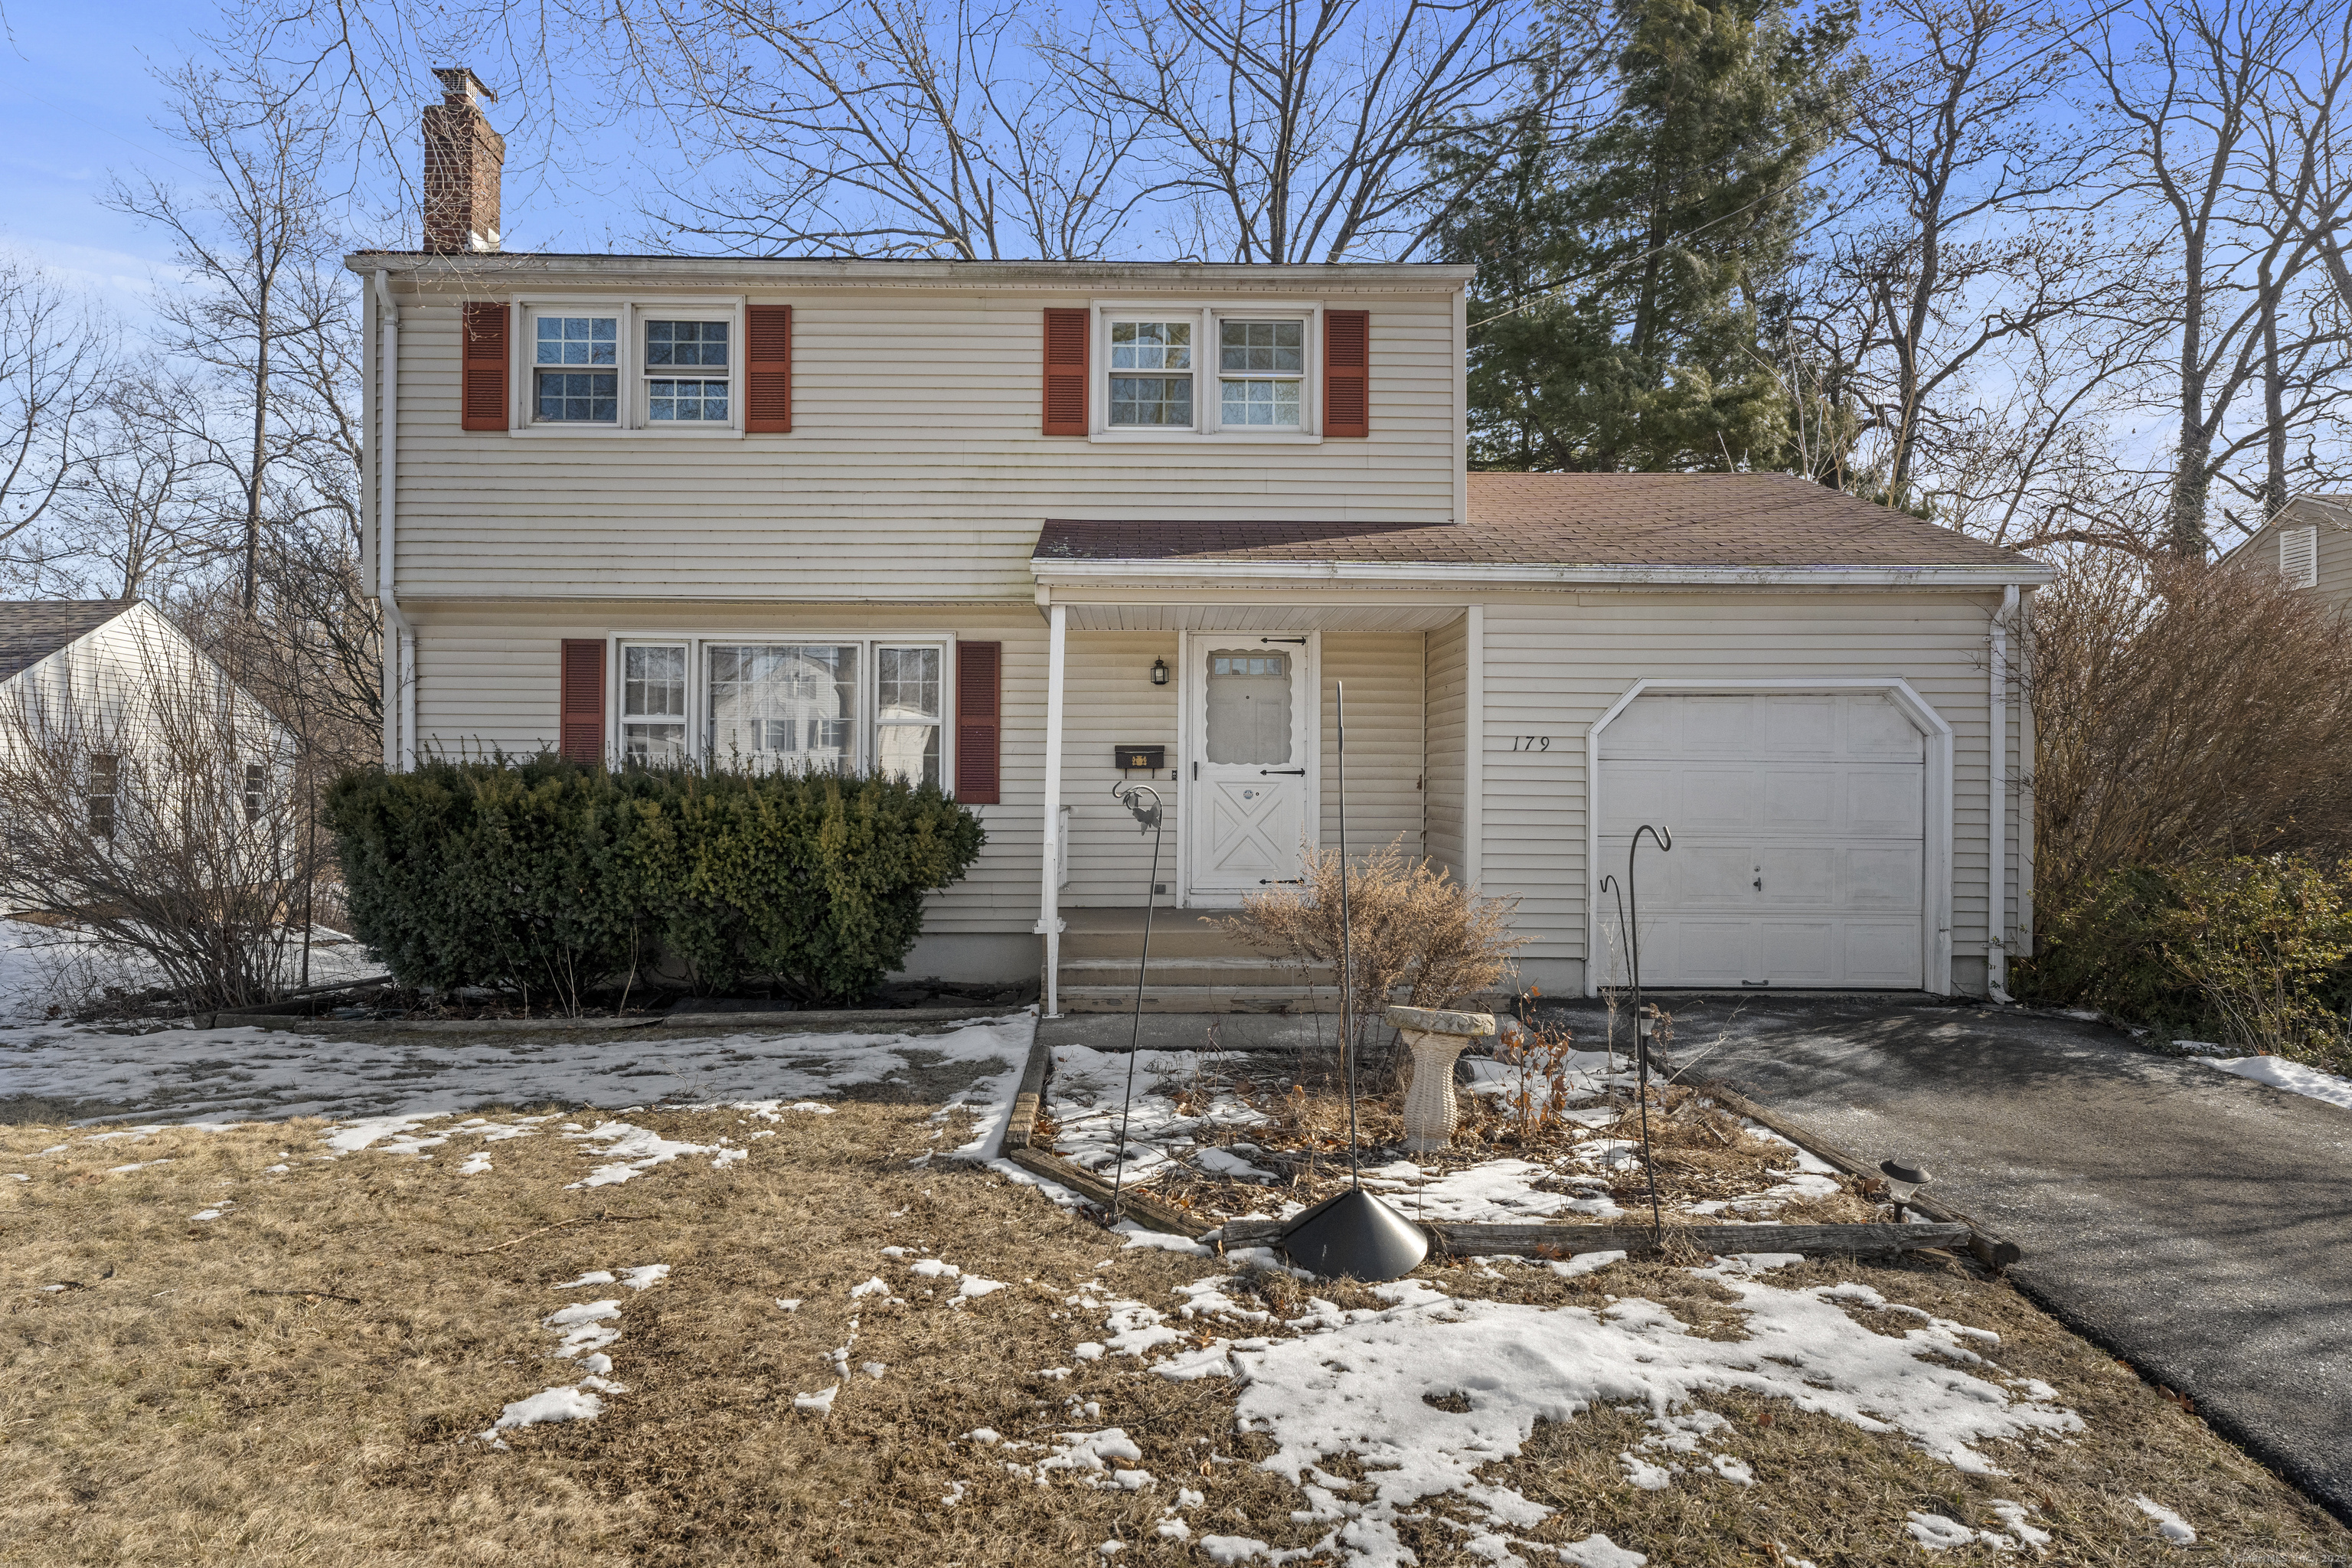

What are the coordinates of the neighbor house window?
(645, 318, 730, 423)
(620, 643, 689, 760)
(875, 645, 942, 787)
(1109, 320, 1193, 426)
(243, 763, 266, 825)
(534, 315, 618, 423)
(88, 753, 118, 839)
(708, 644, 858, 770)
(1218, 320, 1304, 427)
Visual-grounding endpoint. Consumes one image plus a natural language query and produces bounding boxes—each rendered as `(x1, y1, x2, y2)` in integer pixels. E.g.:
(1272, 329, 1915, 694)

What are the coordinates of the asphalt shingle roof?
(1034, 472, 2037, 571)
(0, 600, 136, 684)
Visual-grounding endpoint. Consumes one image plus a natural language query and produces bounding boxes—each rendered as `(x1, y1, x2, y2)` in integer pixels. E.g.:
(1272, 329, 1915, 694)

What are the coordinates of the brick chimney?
(422, 67, 503, 253)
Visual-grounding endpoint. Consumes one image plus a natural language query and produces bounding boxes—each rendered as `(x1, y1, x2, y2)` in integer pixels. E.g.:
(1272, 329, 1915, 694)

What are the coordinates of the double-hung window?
(1109, 320, 1193, 426)
(620, 644, 690, 760)
(645, 318, 730, 422)
(534, 315, 618, 423)
(610, 639, 946, 786)
(88, 753, 118, 839)
(1218, 320, 1304, 427)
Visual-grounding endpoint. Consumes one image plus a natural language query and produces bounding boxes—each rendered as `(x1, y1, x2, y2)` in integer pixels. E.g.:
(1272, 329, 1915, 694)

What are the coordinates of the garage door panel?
(1762, 770, 1838, 831)
(1846, 769, 1926, 835)
(1596, 692, 1926, 989)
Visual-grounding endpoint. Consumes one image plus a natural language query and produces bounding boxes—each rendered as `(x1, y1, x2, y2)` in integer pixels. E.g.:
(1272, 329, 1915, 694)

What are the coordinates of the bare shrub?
(0, 609, 318, 1010)
(2027, 552, 2352, 903)
(1220, 835, 1525, 1047)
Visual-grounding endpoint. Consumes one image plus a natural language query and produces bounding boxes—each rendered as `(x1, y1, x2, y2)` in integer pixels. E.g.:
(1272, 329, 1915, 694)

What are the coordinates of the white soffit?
(1059, 603, 1467, 632)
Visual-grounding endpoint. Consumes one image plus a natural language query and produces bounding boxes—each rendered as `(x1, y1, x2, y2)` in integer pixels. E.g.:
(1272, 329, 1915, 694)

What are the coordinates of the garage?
(1592, 689, 1931, 990)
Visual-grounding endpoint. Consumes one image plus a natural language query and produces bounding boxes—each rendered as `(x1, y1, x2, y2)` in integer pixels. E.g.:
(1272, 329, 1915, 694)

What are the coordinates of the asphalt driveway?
(1547, 994, 2352, 1525)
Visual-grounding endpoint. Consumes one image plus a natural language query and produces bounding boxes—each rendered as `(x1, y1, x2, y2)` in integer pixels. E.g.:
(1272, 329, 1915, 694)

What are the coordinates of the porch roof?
(1032, 472, 2051, 586)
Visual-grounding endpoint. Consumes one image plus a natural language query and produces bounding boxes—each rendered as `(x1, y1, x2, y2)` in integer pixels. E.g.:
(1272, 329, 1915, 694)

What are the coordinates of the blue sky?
(0, 0, 648, 322)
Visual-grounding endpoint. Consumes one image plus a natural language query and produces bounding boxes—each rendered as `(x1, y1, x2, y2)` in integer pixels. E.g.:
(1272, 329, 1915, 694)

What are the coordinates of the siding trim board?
(1581, 677, 1955, 998)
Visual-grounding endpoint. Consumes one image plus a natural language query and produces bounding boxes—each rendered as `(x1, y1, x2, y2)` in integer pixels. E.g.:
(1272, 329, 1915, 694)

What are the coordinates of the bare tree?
(1066, 0, 1576, 261)
(1823, 0, 2115, 509)
(0, 262, 111, 563)
(104, 60, 344, 612)
(2079, 0, 2346, 555)
(55, 370, 231, 601)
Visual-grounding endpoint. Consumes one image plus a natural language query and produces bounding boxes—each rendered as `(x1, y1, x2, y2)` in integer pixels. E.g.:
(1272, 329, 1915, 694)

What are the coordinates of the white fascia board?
(1029, 559, 2056, 590)
(342, 253, 1475, 292)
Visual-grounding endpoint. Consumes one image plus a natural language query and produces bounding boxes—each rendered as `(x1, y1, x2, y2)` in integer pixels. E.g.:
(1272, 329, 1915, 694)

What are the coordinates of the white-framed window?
(1217, 319, 1305, 427)
(531, 312, 619, 423)
(242, 762, 266, 825)
(88, 753, 118, 839)
(1108, 318, 1195, 427)
(610, 637, 949, 787)
(619, 642, 690, 760)
(643, 317, 731, 423)
(517, 299, 743, 433)
(1093, 304, 1318, 438)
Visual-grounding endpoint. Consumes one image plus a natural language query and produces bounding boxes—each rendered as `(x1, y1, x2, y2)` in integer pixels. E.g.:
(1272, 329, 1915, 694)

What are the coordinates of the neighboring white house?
(0, 599, 294, 882)
(349, 70, 2050, 1007)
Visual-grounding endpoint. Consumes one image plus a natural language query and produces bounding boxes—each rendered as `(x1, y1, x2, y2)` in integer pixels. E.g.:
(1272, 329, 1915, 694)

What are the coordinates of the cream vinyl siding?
(386, 283, 1460, 604)
(1318, 633, 1424, 858)
(406, 603, 1044, 936)
(1481, 591, 2018, 983)
(1054, 630, 1426, 903)
(1424, 616, 1468, 880)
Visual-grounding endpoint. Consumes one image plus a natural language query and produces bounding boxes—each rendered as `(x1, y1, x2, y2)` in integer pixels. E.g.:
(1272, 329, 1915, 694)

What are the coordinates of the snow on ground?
(2202, 1054, 2352, 1115)
(1041, 1042, 1849, 1231)
(1037, 1253, 2082, 1568)
(0, 916, 377, 1022)
(0, 1011, 1035, 1147)
(480, 1259, 670, 1446)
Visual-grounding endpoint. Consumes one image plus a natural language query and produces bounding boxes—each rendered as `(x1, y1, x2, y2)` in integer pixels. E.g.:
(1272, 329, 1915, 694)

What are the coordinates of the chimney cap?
(433, 66, 497, 106)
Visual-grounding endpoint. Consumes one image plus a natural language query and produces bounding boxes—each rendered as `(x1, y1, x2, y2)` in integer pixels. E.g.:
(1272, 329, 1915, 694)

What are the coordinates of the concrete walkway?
(1544, 994, 2352, 1525)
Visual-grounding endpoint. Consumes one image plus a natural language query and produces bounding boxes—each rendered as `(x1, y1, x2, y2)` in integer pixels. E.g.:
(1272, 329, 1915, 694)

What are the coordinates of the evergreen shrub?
(325, 756, 985, 1008)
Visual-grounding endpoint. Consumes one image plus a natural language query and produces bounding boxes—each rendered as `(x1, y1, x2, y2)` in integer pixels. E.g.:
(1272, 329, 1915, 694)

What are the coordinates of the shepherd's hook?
(1620, 824, 1672, 1238)
(1107, 782, 1165, 1225)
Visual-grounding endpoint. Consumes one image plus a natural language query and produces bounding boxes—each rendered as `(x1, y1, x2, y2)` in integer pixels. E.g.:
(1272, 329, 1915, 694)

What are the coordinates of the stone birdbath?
(1384, 1004, 1497, 1154)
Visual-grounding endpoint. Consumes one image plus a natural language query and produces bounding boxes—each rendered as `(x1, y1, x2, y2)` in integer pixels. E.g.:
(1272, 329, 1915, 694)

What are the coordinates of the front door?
(1185, 635, 1317, 902)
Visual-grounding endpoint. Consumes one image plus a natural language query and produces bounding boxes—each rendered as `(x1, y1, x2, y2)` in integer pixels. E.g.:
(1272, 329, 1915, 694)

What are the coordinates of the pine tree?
(1440, 0, 1853, 472)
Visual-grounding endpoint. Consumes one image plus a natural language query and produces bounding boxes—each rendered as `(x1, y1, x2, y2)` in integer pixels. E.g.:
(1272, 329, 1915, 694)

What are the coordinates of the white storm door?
(1594, 691, 1927, 989)
(1186, 635, 1316, 902)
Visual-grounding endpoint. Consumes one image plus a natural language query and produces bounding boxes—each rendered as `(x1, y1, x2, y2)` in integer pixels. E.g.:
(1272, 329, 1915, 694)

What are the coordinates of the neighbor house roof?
(1033, 473, 2040, 577)
(0, 600, 136, 684)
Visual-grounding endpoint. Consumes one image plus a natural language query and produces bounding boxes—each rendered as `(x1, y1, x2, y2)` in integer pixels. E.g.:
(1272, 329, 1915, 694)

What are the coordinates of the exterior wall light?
(1151, 657, 1169, 686)
(1880, 1158, 1932, 1221)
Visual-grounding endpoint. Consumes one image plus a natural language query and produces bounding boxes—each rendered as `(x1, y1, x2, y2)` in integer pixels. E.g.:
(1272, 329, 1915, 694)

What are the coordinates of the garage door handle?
(1753, 868, 1762, 890)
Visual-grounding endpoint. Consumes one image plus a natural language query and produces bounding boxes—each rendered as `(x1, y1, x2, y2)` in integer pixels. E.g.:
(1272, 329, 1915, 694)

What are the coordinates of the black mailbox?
(1116, 744, 1166, 770)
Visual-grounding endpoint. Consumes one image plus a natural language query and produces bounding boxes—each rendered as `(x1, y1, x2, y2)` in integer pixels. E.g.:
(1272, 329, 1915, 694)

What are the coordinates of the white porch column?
(1988, 584, 2017, 1001)
(1039, 602, 1068, 1016)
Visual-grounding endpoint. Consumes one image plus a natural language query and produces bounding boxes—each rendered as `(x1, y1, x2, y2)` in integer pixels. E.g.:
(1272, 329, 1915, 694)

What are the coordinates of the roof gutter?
(374, 270, 416, 769)
(1028, 560, 2056, 590)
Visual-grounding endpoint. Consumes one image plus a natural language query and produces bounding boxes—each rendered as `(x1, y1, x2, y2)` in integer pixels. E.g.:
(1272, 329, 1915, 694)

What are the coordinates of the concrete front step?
(1058, 984, 1343, 1014)
(1059, 956, 1334, 988)
(1060, 927, 1269, 961)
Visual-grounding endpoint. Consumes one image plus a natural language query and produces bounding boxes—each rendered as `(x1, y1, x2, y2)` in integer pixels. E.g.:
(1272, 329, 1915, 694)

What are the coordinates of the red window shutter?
(745, 304, 792, 433)
(1323, 309, 1370, 438)
(460, 302, 509, 432)
(955, 641, 1002, 803)
(559, 640, 606, 765)
(1042, 309, 1089, 436)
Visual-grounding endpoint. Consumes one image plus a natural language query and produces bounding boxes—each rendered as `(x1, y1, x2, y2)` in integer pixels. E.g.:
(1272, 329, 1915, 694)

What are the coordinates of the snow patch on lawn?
(479, 1261, 668, 1446)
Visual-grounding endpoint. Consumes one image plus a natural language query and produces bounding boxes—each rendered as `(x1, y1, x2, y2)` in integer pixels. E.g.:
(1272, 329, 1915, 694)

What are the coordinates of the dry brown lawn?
(2, 1099, 2346, 1566)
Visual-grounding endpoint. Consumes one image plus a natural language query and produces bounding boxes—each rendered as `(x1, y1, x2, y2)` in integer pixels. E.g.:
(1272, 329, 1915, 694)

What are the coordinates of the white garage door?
(1594, 691, 1926, 990)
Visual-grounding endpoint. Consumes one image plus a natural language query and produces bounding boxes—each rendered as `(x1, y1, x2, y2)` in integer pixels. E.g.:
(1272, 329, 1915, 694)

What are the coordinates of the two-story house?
(351, 70, 2049, 1008)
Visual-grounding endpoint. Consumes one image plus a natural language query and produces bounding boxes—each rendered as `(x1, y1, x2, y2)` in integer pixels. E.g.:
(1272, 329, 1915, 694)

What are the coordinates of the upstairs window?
(534, 315, 617, 423)
(1219, 320, 1303, 427)
(645, 318, 730, 423)
(1109, 320, 1193, 426)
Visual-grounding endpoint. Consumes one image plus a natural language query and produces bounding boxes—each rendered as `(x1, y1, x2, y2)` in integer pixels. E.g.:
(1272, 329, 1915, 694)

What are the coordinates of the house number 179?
(1511, 735, 1552, 751)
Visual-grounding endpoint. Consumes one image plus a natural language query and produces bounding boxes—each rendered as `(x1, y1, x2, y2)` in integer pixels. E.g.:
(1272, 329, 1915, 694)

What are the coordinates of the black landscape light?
(1277, 680, 1429, 1284)
(1880, 1159, 1932, 1221)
